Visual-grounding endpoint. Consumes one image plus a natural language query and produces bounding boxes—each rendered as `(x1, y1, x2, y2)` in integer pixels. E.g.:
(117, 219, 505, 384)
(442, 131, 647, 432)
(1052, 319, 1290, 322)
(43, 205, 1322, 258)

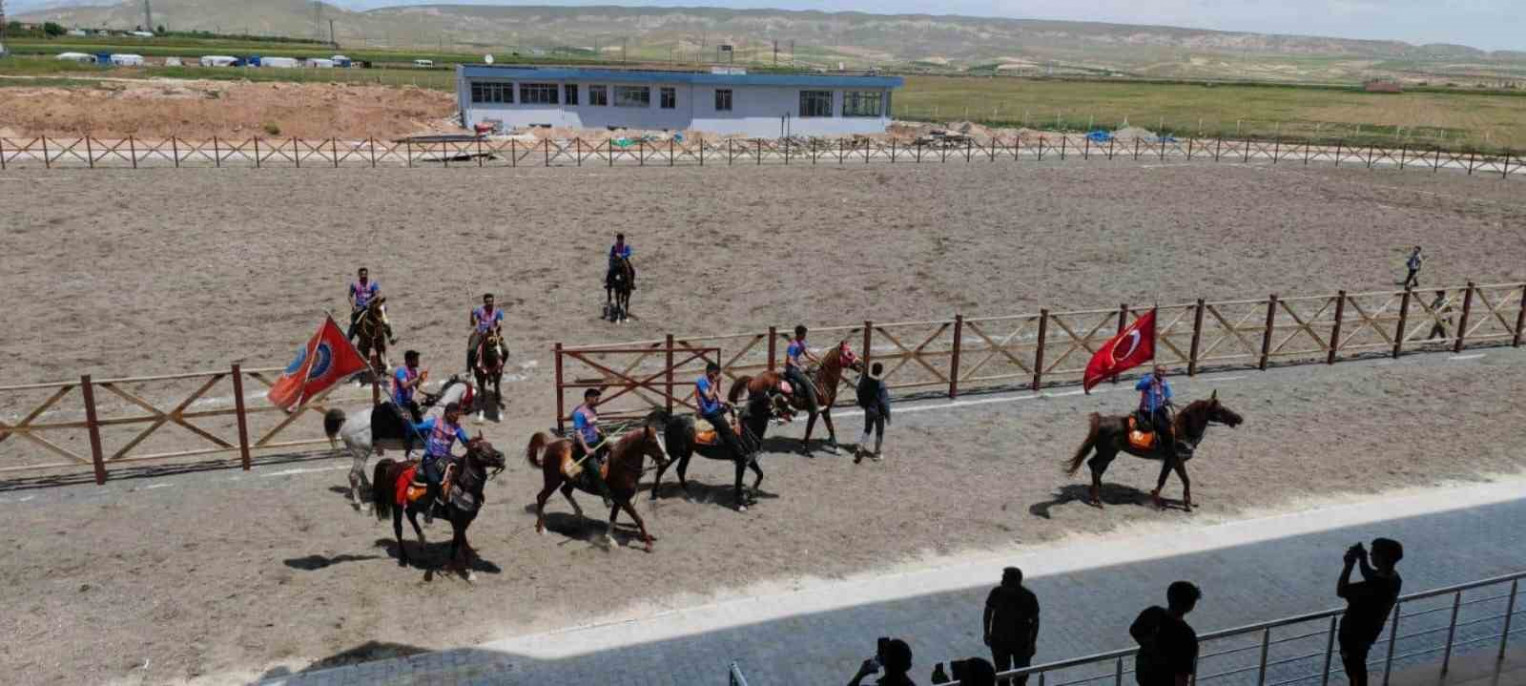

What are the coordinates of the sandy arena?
(2, 160, 1525, 684)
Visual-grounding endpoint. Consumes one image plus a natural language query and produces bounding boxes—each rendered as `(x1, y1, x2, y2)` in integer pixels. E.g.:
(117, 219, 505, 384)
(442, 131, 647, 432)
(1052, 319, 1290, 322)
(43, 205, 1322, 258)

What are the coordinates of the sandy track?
(2, 161, 1525, 683)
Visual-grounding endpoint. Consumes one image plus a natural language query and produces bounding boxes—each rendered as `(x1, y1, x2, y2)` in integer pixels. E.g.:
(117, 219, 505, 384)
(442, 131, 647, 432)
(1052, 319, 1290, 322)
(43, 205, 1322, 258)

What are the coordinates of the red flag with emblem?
(1083, 308, 1157, 393)
(267, 316, 369, 411)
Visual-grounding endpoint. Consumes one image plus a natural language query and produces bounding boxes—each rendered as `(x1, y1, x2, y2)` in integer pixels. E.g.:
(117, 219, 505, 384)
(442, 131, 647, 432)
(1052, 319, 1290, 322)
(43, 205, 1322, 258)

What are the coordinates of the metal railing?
(947, 571, 1526, 686)
(729, 660, 751, 686)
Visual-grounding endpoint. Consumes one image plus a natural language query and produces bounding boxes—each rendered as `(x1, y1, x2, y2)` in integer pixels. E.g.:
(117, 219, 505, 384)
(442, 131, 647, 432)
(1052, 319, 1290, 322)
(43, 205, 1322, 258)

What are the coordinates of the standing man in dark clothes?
(1337, 538, 1404, 686)
(855, 362, 892, 463)
(1403, 246, 1423, 289)
(1129, 581, 1201, 686)
(984, 567, 1041, 686)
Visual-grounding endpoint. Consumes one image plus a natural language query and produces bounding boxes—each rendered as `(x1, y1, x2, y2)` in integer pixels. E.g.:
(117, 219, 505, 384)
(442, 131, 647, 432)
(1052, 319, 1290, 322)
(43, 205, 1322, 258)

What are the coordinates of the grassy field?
(895, 76, 1526, 151)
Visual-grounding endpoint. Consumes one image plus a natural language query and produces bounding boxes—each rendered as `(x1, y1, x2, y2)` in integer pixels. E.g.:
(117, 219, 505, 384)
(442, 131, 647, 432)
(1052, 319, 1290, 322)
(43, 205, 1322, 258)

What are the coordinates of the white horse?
(323, 376, 476, 512)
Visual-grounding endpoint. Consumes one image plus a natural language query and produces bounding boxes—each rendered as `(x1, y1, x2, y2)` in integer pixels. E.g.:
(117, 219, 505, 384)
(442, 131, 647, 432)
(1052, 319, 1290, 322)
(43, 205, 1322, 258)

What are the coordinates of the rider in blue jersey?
(346, 267, 395, 344)
(571, 388, 614, 507)
(783, 325, 822, 412)
(468, 292, 506, 371)
(411, 401, 471, 521)
(606, 233, 636, 291)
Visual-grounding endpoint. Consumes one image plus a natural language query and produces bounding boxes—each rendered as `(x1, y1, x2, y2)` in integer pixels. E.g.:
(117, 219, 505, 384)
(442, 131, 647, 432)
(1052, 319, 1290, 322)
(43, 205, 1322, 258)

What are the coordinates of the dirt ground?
(2, 161, 1526, 684)
(0, 79, 458, 140)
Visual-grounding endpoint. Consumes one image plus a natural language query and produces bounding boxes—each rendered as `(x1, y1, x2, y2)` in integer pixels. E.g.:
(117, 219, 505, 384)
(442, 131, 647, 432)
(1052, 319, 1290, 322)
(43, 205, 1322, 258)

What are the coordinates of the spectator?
(856, 361, 892, 463)
(1337, 538, 1404, 686)
(850, 638, 916, 686)
(1129, 581, 1201, 686)
(932, 658, 997, 686)
(1403, 246, 1423, 289)
(984, 567, 1041, 686)
(1426, 290, 1453, 341)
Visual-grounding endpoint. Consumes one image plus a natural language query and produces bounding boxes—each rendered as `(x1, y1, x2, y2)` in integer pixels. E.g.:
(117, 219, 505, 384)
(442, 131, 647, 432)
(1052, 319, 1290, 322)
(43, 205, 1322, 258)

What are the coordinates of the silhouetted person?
(856, 361, 891, 463)
(932, 658, 997, 686)
(1130, 581, 1201, 686)
(1426, 291, 1453, 341)
(1338, 538, 1404, 686)
(1403, 246, 1423, 289)
(850, 638, 916, 686)
(985, 567, 1041, 686)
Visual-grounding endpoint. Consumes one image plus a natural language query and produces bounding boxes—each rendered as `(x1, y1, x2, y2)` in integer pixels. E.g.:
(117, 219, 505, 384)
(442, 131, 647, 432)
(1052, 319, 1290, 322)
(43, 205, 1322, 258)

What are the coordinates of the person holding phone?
(850, 638, 916, 686)
(1337, 539, 1404, 686)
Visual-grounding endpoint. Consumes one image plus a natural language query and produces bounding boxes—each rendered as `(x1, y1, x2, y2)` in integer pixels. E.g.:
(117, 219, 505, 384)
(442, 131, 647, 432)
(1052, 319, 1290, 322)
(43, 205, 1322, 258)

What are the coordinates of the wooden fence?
(553, 282, 1526, 425)
(0, 134, 1520, 177)
(0, 365, 375, 484)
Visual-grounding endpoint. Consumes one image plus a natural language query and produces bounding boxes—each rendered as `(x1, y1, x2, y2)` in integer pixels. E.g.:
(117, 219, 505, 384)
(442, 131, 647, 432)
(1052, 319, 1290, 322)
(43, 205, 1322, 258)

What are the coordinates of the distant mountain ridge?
(13, 1, 1526, 82)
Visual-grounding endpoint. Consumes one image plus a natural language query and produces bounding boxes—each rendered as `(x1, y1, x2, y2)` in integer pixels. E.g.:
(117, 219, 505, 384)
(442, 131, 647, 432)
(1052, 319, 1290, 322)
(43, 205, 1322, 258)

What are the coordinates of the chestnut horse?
(1065, 391, 1244, 511)
(370, 438, 505, 580)
(730, 341, 861, 455)
(471, 330, 507, 422)
(353, 296, 393, 379)
(525, 412, 668, 551)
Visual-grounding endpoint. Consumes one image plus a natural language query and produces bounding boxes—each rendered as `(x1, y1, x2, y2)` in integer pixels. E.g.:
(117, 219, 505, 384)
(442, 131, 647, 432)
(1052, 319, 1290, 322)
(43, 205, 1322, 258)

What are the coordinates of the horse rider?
(411, 401, 471, 523)
(346, 267, 395, 344)
(1135, 364, 1174, 442)
(571, 388, 615, 508)
(392, 350, 429, 425)
(783, 325, 822, 412)
(467, 292, 505, 371)
(606, 232, 636, 291)
(698, 362, 748, 463)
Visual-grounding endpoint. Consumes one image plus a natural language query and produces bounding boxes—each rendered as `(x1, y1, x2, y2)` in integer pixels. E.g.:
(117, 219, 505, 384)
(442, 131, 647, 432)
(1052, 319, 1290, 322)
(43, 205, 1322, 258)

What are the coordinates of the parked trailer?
(109, 54, 145, 66)
(262, 57, 300, 69)
(199, 55, 238, 67)
(55, 52, 97, 63)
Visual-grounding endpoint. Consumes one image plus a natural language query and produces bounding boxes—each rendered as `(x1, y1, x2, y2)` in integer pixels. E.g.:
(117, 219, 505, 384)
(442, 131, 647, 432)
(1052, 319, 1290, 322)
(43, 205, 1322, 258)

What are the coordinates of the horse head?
(466, 436, 506, 475)
(834, 341, 864, 374)
(1204, 390, 1244, 428)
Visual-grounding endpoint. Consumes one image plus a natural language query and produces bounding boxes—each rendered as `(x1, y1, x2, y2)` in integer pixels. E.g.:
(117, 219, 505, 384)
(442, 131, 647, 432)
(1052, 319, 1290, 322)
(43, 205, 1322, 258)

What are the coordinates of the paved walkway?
(260, 476, 1526, 685)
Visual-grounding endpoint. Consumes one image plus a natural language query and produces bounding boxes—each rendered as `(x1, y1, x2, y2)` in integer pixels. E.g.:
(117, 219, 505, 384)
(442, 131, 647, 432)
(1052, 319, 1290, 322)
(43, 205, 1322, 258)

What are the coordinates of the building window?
(519, 82, 559, 105)
(660, 86, 676, 109)
(714, 89, 733, 112)
(842, 90, 884, 117)
(589, 85, 608, 106)
(799, 90, 833, 117)
(470, 82, 511, 104)
(614, 85, 650, 108)
(564, 84, 579, 106)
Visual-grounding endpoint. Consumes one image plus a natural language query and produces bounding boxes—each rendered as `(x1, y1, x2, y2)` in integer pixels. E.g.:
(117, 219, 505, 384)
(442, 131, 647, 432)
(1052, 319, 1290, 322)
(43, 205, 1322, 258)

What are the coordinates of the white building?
(455, 66, 903, 137)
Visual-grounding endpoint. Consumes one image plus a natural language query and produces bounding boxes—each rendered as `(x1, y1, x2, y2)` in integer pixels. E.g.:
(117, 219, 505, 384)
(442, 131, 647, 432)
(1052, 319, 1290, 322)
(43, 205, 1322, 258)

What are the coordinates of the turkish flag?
(1083, 309, 1157, 393)
(267, 316, 369, 411)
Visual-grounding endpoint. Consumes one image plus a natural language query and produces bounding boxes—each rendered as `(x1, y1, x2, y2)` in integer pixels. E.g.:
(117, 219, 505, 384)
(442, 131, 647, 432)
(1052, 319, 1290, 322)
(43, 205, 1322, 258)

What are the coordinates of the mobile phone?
(876, 637, 890, 664)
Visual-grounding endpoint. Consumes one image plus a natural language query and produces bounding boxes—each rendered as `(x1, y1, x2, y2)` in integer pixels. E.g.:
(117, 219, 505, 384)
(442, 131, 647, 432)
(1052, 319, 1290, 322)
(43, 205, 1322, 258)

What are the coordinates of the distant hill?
(15, 1, 1526, 83)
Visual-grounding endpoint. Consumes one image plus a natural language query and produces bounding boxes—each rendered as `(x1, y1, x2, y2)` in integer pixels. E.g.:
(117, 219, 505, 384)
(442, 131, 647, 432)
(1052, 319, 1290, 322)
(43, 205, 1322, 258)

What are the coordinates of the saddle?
(395, 462, 429, 506)
(694, 415, 740, 447)
(1126, 416, 1160, 452)
(563, 444, 611, 482)
(371, 402, 416, 451)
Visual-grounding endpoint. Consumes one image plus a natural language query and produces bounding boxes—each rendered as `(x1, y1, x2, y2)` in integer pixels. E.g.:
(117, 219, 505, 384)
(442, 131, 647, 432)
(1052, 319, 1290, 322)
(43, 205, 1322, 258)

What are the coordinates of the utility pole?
(143, 0, 152, 32)
(328, 18, 335, 48)
(773, 39, 777, 66)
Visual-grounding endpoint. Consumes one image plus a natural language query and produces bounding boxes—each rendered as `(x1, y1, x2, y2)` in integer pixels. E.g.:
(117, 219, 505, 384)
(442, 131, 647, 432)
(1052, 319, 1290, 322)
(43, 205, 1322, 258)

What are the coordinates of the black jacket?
(856, 374, 891, 419)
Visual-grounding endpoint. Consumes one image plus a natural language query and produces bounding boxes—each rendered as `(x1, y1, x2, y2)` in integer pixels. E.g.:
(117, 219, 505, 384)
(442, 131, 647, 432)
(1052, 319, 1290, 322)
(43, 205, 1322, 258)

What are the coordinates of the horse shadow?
(283, 553, 382, 571)
(519, 506, 656, 550)
(647, 479, 779, 510)
(371, 537, 502, 575)
(258, 640, 429, 679)
(1028, 483, 1189, 519)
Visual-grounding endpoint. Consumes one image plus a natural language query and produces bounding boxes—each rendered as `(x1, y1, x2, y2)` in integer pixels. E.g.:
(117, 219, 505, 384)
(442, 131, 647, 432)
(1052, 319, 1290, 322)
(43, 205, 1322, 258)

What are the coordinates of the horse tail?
(372, 459, 395, 522)
(1066, 413, 1101, 475)
(728, 375, 753, 404)
(526, 432, 549, 469)
(323, 408, 347, 448)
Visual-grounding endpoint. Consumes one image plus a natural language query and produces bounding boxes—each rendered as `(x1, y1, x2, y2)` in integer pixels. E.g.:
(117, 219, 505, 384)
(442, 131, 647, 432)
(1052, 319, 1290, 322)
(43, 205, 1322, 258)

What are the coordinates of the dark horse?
(525, 413, 668, 551)
(605, 254, 634, 323)
(469, 330, 507, 422)
(652, 391, 792, 511)
(729, 341, 861, 456)
(371, 438, 505, 579)
(353, 296, 393, 381)
(1066, 391, 1244, 511)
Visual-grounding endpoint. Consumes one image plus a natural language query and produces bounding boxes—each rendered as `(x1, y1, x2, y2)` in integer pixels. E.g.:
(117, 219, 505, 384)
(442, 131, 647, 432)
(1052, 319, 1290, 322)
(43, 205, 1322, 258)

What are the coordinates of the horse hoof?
(398, 557, 408, 567)
(466, 571, 477, 583)
(736, 504, 748, 513)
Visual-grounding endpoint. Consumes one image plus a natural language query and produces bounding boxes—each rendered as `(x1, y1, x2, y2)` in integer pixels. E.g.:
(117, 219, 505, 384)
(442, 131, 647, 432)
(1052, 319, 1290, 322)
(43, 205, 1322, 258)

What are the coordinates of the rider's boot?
(588, 459, 614, 509)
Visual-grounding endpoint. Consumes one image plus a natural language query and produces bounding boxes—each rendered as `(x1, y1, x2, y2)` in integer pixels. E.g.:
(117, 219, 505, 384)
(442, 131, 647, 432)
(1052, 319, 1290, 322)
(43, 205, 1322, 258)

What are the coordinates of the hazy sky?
(324, 0, 1521, 51)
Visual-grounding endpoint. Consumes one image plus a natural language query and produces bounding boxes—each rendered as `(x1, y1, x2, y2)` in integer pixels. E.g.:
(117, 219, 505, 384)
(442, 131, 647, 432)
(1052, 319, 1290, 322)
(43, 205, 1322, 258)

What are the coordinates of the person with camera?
(984, 567, 1040, 686)
(1129, 581, 1201, 686)
(1337, 539, 1404, 686)
(849, 638, 916, 686)
(931, 657, 996, 686)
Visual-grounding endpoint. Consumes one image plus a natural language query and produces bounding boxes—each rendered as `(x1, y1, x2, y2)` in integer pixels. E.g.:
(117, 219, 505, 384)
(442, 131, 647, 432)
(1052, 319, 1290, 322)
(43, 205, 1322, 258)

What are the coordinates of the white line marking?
(0, 495, 37, 505)
(1450, 354, 1486, 361)
(143, 483, 171, 490)
(260, 465, 347, 478)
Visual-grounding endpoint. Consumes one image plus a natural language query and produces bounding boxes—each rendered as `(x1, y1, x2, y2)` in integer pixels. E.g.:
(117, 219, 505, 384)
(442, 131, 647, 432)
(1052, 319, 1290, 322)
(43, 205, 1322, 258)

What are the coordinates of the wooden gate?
(552, 341, 721, 433)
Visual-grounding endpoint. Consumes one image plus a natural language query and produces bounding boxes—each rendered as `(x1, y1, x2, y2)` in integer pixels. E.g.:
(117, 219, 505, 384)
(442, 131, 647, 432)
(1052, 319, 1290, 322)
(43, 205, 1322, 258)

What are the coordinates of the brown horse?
(605, 254, 634, 323)
(370, 438, 505, 580)
(525, 412, 668, 551)
(470, 330, 507, 422)
(730, 341, 861, 455)
(354, 296, 393, 379)
(1066, 391, 1243, 511)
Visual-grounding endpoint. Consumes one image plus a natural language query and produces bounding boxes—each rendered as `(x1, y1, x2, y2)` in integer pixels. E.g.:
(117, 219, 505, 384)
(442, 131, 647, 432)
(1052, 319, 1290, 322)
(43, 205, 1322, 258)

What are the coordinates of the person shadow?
(1029, 483, 1189, 519)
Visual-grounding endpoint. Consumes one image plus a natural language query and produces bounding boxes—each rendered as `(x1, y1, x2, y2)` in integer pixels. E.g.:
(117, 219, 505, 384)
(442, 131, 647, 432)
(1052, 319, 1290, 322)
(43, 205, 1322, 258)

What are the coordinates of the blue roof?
(458, 65, 902, 89)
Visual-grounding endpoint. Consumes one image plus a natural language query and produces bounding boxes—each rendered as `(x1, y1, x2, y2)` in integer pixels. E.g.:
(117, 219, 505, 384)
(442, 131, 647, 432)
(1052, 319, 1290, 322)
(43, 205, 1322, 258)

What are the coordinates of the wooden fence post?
(1032, 310, 1049, 391)
(554, 343, 565, 434)
(1334, 140, 1342, 167)
(129, 136, 138, 169)
(86, 136, 94, 169)
(862, 321, 874, 371)
(231, 364, 253, 471)
(1393, 289, 1412, 358)
(255, 137, 262, 168)
(368, 137, 377, 168)
(1259, 295, 1278, 370)
(81, 374, 107, 485)
(767, 326, 778, 371)
(665, 334, 676, 413)
(1059, 136, 1067, 161)
(949, 315, 964, 398)
(293, 137, 301, 168)
(0, 136, 6, 170)
(212, 136, 220, 168)
(333, 138, 341, 168)
(1453, 283, 1476, 353)
(43, 136, 51, 169)
(1188, 299, 1206, 376)
(1327, 291, 1346, 364)
(405, 139, 411, 169)
(172, 137, 181, 169)
(1513, 284, 1526, 347)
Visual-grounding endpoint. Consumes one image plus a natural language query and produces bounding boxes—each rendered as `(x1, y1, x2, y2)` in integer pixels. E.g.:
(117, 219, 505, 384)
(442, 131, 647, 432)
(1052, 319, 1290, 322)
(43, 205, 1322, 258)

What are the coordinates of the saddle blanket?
(395, 463, 429, 506)
(693, 416, 739, 447)
(1126, 416, 1158, 452)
